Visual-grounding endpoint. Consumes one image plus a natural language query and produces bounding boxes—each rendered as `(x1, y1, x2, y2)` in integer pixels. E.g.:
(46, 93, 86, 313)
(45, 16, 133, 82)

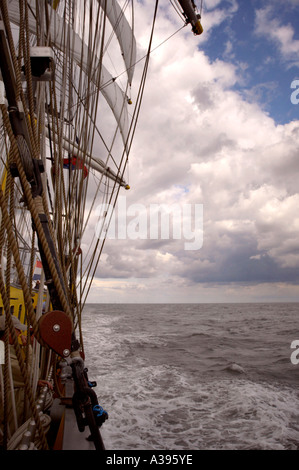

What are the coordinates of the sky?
(87, 0, 299, 304)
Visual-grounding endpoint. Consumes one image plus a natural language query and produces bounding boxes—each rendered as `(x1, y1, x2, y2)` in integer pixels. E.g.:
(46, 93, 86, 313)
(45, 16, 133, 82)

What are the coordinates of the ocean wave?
(83, 303, 299, 450)
(224, 363, 246, 374)
(97, 365, 299, 450)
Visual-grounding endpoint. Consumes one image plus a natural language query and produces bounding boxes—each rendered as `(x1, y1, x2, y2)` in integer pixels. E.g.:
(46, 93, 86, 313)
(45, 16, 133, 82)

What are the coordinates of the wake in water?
(96, 366, 299, 450)
(83, 303, 299, 450)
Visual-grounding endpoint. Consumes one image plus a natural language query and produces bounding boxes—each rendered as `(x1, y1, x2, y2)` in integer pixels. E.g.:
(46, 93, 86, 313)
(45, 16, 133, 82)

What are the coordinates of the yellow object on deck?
(0, 284, 45, 325)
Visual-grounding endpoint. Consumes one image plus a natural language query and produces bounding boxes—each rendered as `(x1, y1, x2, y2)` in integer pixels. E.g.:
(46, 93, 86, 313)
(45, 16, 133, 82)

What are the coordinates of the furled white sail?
(7, 0, 134, 147)
(100, 0, 136, 86)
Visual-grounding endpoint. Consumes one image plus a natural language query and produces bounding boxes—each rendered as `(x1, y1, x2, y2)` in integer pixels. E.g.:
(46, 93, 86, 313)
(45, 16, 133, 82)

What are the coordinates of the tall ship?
(0, 0, 202, 450)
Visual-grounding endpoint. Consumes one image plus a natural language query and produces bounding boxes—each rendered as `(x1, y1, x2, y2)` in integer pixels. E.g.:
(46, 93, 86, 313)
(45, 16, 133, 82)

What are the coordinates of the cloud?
(254, 5, 299, 67)
(86, 1, 299, 302)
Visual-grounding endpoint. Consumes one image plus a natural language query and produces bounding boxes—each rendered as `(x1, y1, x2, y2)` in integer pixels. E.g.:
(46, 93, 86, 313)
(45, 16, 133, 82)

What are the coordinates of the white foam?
(82, 305, 299, 450)
(89, 360, 299, 450)
(225, 363, 246, 374)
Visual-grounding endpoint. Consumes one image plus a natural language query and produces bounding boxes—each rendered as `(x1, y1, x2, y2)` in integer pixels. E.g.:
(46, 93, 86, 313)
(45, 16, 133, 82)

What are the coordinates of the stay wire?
(100, 22, 186, 91)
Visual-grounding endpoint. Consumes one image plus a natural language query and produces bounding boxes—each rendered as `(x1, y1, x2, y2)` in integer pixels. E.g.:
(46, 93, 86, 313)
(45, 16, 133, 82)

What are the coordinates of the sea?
(81, 303, 299, 451)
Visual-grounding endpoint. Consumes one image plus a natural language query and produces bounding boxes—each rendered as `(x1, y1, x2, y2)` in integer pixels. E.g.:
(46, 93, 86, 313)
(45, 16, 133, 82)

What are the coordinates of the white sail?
(101, 0, 136, 86)
(7, 0, 132, 147)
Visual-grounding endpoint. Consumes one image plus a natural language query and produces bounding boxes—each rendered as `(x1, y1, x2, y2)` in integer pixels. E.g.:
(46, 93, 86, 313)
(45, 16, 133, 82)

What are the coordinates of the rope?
(0, 1, 22, 100)
(0, 257, 49, 449)
(7, 413, 52, 450)
(0, 105, 72, 322)
(23, 0, 38, 147)
(0, 188, 39, 339)
(1, 0, 72, 322)
(200, 0, 204, 16)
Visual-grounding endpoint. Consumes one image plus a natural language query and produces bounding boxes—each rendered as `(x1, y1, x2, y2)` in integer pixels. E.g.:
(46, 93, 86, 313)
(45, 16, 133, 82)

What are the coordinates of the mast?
(0, 14, 77, 350)
(0, 0, 186, 451)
